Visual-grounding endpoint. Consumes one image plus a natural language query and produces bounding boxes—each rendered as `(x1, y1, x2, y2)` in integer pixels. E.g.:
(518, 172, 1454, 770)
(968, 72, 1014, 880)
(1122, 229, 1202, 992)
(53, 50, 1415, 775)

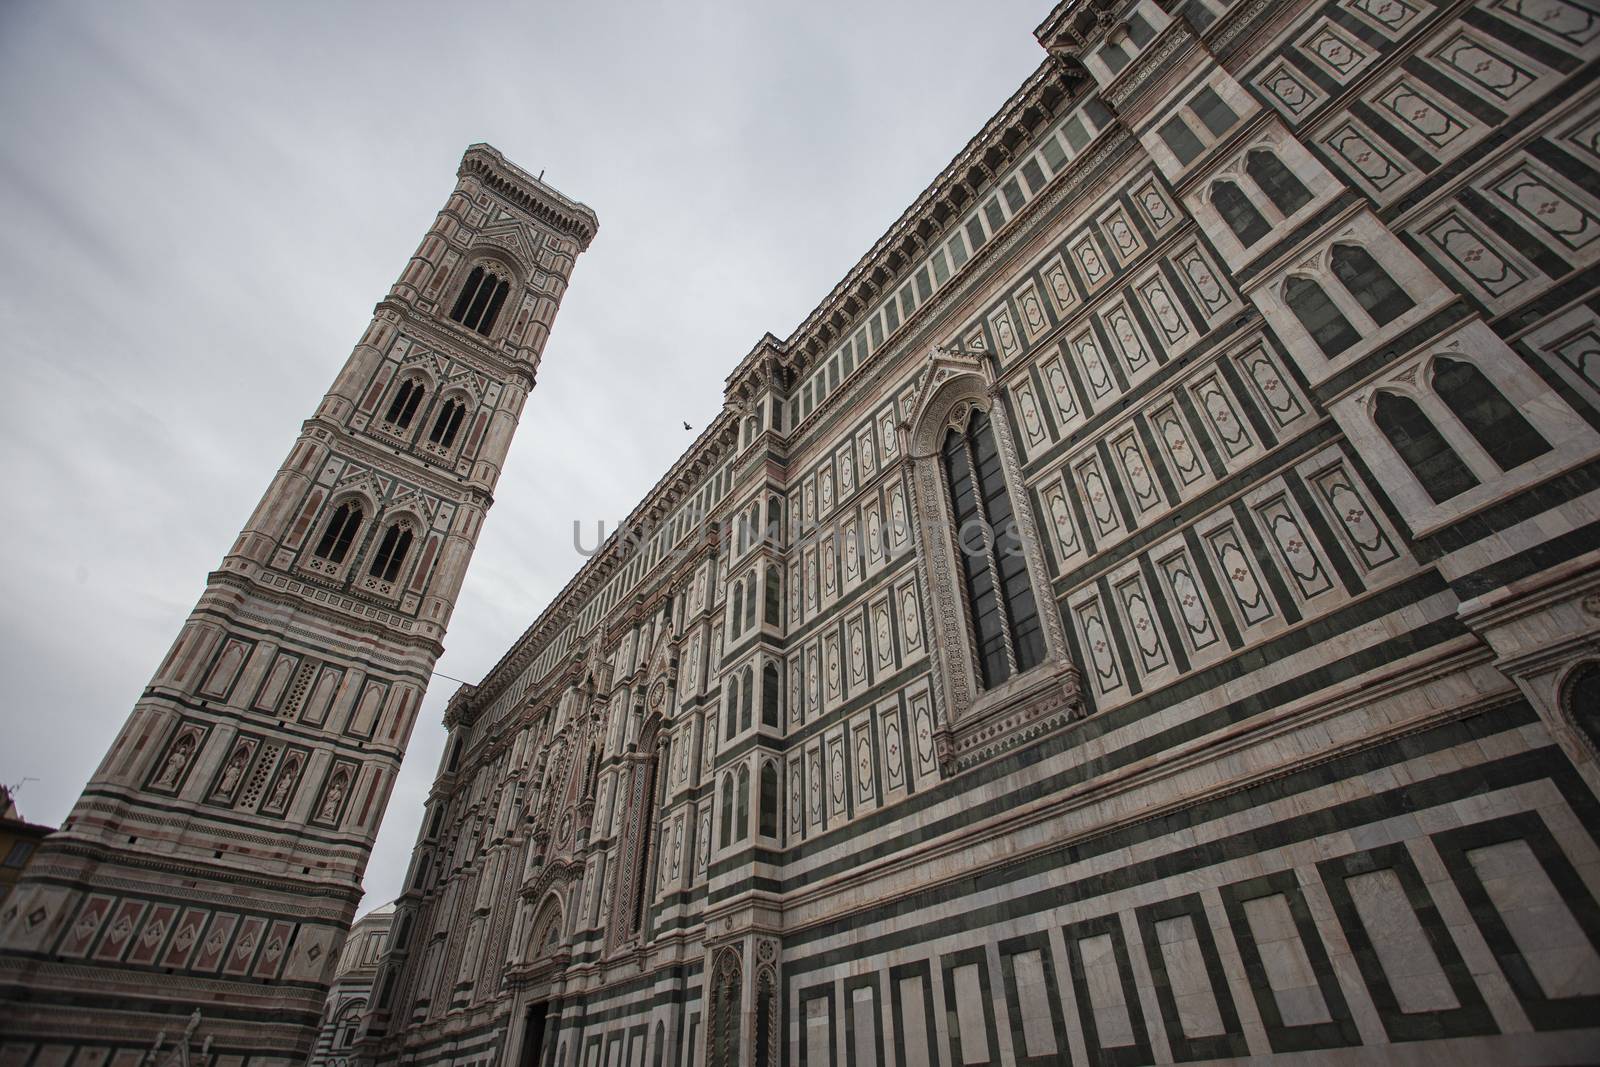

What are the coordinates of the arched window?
(759, 761, 778, 838)
(754, 969, 777, 1067)
(730, 582, 744, 638)
(1432, 357, 1551, 471)
(719, 774, 734, 848)
(1374, 392, 1479, 503)
(940, 407, 1044, 689)
(709, 950, 743, 1067)
(449, 265, 511, 336)
(1285, 276, 1360, 357)
(313, 502, 362, 563)
(1331, 245, 1414, 327)
(1245, 150, 1312, 217)
(764, 566, 781, 627)
(368, 522, 414, 583)
(761, 662, 779, 727)
(1211, 180, 1270, 247)
(743, 571, 758, 632)
(1564, 662, 1600, 753)
(735, 764, 750, 841)
(428, 398, 468, 450)
(740, 665, 754, 732)
(384, 379, 426, 430)
(724, 677, 739, 741)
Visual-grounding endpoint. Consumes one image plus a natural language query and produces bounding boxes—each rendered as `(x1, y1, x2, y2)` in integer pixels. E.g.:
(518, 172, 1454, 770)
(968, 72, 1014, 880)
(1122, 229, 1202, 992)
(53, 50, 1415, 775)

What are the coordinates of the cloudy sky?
(0, 0, 1048, 915)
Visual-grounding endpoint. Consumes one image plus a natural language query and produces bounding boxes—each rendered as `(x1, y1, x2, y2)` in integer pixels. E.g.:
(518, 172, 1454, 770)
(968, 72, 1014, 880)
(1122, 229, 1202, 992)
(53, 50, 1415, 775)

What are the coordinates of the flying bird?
(683, 421, 693, 431)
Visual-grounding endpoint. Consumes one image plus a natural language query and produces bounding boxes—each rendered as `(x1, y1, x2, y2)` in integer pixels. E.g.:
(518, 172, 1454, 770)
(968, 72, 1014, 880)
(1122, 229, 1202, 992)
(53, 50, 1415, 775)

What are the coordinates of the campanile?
(0, 144, 595, 1063)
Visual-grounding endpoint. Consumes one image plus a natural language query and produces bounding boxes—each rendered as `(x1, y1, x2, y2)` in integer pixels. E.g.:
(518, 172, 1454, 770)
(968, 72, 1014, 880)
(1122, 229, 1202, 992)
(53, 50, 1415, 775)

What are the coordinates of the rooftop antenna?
(538, 169, 546, 182)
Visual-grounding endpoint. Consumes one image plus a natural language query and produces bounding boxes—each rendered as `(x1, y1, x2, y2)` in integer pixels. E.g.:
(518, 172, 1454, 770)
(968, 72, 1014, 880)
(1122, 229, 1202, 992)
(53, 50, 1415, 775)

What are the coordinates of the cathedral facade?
(363, 1, 1600, 1066)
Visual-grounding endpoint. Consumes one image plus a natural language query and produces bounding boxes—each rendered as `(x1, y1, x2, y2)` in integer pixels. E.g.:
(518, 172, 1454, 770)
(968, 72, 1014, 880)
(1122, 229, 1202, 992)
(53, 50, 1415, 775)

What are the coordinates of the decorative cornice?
(459, 144, 599, 252)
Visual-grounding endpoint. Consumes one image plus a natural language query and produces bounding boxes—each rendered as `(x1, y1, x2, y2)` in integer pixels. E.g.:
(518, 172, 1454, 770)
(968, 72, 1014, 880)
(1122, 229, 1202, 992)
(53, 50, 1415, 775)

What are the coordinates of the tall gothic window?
(735, 765, 750, 841)
(449, 265, 511, 336)
(1285, 276, 1360, 357)
(369, 522, 414, 583)
(740, 665, 754, 732)
(428, 398, 468, 450)
(313, 502, 362, 564)
(730, 582, 744, 639)
(724, 677, 739, 742)
(1331, 245, 1414, 326)
(1432, 358, 1551, 471)
(764, 566, 781, 627)
(758, 761, 778, 837)
(1374, 392, 1478, 503)
(385, 379, 426, 429)
(1245, 150, 1312, 217)
(761, 662, 779, 727)
(743, 571, 758, 632)
(1211, 180, 1270, 247)
(941, 407, 1044, 689)
(719, 774, 734, 848)
(709, 950, 742, 1067)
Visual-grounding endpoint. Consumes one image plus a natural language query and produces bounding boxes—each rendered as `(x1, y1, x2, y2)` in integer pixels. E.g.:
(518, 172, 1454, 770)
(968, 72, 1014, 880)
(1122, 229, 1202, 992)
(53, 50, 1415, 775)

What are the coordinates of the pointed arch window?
(428, 398, 468, 450)
(730, 582, 744, 639)
(1374, 392, 1478, 502)
(764, 565, 781, 627)
(313, 502, 362, 564)
(743, 571, 758, 632)
(724, 676, 739, 742)
(1245, 150, 1312, 217)
(740, 665, 754, 732)
(735, 765, 750, 841)
(369, 522, 414, 583)
(719, 774, 734, 848)
(941, 406, 1044, 689)
(1285, 276, 1360, 357)
(761, 661, 779, 727)
(449, 265, 511, 336)
(1331, 245, 1414, 327)
(1211, 180, 1270, 247)
(758, 761, 778, 838)
(385, 379, 426, 430)
(1432, 357, 1551, 471)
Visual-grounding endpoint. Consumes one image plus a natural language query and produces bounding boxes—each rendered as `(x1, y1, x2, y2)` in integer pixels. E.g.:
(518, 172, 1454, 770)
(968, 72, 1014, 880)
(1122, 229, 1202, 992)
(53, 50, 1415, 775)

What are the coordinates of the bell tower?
(0, 144, 596, 1064)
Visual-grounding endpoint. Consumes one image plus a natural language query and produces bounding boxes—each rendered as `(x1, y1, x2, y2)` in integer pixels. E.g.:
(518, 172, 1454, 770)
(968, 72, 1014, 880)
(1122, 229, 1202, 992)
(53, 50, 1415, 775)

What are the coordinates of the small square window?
(966, 216, 987, 251)
(1127, 13, 1156, 47)
(1002, 179, 1025, 213)
(885, 299, 901, 331)
(1159, 115, 1205, 166)
(948, 234, 968, 268)
(1101, 39, 1130, 73)
(1042, 135, 1068, 172)
(915, 267, 933, 301)
(1190, 86, 1238, 137)
(932, 250, 951, 285)
(1063, 117, 1090, 152)
(984, 198, 1006, 233)
(1021, 159, 1046, 195)
(870, 316, 884, 347)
